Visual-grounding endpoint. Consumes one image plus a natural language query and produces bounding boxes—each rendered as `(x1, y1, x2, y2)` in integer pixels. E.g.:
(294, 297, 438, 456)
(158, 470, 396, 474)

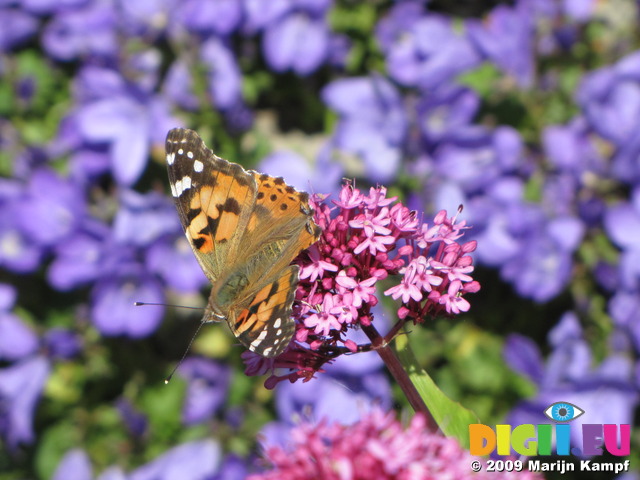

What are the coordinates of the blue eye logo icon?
(543, 402, 585, 422)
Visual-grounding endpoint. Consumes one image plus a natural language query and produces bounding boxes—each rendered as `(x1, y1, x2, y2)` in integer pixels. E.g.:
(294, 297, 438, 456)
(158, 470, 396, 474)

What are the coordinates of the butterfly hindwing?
(228, 265, 298, 357)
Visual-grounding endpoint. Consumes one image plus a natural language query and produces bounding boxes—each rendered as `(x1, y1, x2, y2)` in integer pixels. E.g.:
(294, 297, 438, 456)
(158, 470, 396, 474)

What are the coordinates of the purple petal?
(243, 0, 291, 32)
(113, 190, 180, 247)
(48, 227, 108, 291)
(146, 238, 207, 293)
(546, 215, 585, 252)
(178, 358, 231, 425)
(163, 60, 199, 111)
(548, 311, 582, 347)
(130, 439, 221, 480)
(42, 3, 118, 61)
(604, 202, 640, 250)
(0, 313, 38, 361)
(263, 14, 328, 75)
(91, 274, 164, 338)
(44, 328, 82, 360)
(0, 9, 38, 51)
(96, 466, 127, 480)
(0, 356, 50, 448)
(200, 38, 242, 110)
(52, 449, 92, 480)
(503, 334, 544, 384)
(15, 169, 84, 247)
(0, 283, 16, 310)
(179, 0, 242, 35)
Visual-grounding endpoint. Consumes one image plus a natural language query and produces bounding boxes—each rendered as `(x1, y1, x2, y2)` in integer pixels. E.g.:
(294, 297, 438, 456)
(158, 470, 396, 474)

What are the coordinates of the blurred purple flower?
(263, 12, 329, 75)
(178, 357, 231, 425)
(0, 283, 16, 310)
(377, 13, 480, 90)
(417, 85, 480, 144)
(0, 8, 38, 51)
(506, 312, 639, 448)
(146, 237, 208, 293)
(0, 209, 43, 272)
(0, 180, 43, 272)
(271, 368, 391, 432)
(116, 398, 148, 437)
(543, 117, 606, 174)
(91, 270, 165, 338)
(21, 0, 90, 15)
(200, 38, 243, 110)
(179, 0, 242, 35)
(113, 190, 180, 247)
(434, 126, 524, 194)
(116, 0, 175, 38)
(609, 292, 640, 353)
(44, 328, 82, 360)
(501, 230, 573, 302)
(243, 0, 332, 32)
(14, 168, 85, 248)
(604, 193, 640, 254)
(258, 149, 343, 194)
(0, 312, 38, 361)
(375, 1, 425, 52)
(42, 1, 118, 61)
(467, 3, 534, 87)
(561, 0, 597, 21)
(72, 66, 177, 186)
(212, 455, 249, 480)
(577, 51, 640, 183)
(163, 60, 200, 111)
(322, 76, 406, 182)
(52, 449, 92, 480)
(0, 355, 50, 448)
(130, 439, 221, 480)
(47, 220, 110, 291)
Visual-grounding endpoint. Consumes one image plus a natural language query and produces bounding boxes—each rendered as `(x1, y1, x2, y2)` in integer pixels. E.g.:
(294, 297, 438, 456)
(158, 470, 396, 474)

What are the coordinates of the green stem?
(361, 322, 439, 433)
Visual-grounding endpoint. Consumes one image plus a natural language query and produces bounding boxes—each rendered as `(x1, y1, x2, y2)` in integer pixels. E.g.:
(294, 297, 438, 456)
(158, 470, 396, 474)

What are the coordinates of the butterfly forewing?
(166, 128, 257, 282)
(165, 128, 320, 358)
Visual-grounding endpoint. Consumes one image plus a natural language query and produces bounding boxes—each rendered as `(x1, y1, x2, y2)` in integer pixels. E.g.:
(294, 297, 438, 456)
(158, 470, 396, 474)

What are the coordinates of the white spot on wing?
(276, 329, 282, 337)
(178, 148, 184, 154)
(273, 318, 282, 328)
(167, 152, 175, 165)
(187, 151, 194, 159)
(173, 176, 191, 196)
(193, 160, 204, 172)
(250, 329, 268, 349)
(262, 347, 273, 356)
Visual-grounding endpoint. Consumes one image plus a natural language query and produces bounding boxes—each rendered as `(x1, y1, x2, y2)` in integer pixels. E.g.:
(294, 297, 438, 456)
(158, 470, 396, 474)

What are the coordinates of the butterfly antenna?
(164, 320, 206, 384)
(134, 302, 206, 383)
(134, 302, 204, 310)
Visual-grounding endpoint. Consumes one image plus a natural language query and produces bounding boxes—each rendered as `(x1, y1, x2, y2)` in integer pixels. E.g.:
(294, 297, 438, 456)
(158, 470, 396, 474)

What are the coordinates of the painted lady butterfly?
(166, 128, 320, 357)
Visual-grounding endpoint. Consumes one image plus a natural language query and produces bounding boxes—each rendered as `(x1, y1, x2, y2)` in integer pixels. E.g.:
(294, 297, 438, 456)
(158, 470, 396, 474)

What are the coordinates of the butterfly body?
(166, 128, 320, 357)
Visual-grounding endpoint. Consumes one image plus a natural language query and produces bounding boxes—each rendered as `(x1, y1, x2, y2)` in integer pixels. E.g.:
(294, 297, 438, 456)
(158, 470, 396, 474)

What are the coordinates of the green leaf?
(394, 332, 480, 449)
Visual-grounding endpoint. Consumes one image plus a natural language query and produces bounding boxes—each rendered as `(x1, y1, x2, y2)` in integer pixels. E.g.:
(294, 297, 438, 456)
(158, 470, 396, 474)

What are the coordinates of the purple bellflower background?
(1, 0, 640, 479)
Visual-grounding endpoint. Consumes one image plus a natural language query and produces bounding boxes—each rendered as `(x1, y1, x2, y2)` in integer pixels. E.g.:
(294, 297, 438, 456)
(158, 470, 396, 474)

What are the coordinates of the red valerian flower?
(248, 408, 543, 480)
(243, 182, 480, 388)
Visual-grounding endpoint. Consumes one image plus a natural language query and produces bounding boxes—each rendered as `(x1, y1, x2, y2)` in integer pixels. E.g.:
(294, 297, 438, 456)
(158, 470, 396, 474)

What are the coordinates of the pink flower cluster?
(243, 182, 479, 387)
(248, 408, 543, 480)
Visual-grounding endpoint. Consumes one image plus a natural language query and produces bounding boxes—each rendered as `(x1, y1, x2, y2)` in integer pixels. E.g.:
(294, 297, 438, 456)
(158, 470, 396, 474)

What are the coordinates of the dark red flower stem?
(361, 322, 439, 433)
